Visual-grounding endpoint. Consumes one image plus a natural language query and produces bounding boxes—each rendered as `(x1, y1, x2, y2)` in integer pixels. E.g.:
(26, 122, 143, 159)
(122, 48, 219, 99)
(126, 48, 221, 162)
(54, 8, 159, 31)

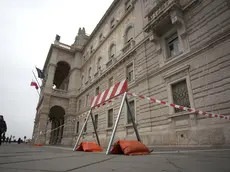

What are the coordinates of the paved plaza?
(0, 143, 230, 172)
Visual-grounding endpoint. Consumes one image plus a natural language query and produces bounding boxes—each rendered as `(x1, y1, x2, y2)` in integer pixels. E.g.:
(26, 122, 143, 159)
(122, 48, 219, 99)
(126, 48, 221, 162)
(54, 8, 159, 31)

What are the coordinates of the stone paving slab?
(0, 144, 230, 172)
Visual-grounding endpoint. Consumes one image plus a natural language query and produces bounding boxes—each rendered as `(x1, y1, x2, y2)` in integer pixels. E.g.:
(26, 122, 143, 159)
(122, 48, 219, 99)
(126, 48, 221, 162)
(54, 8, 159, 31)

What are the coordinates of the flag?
(35, 67, 45, 79)
(30, 81, 39, 89)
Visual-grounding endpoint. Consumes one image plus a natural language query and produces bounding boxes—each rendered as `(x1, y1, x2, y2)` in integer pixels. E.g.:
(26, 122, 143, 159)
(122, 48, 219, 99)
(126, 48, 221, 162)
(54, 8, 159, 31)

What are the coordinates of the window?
(99, 33, 103, 43)
(88, 67, 92, 80)
(96, 86, 99, 96)
(166, 33, 179, 58)
(108, 109, 113, 128)
(97, 57, 102, 71)
(125, 0, 132, 11)
(125, 26, 134, 44)
(94, 114, 98, 130)
(86, 94, 89, 106)
(127, 63, 134, 82)
(78, 99, 81, 111)
(110, 18, 115, 29)
(76, 121, 79, 134)
(127, 100, 135, 124)
(109, 44, 116, 59)
(84, 119, 87, 132)
(171, 80, 190, 113)
(108, 77, 113, 88)
(90, 45, 94, 54)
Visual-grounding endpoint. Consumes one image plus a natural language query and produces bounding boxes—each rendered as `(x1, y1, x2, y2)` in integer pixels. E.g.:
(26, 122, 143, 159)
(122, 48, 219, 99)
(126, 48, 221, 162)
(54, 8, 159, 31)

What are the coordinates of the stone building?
(33, 0, 230, 147)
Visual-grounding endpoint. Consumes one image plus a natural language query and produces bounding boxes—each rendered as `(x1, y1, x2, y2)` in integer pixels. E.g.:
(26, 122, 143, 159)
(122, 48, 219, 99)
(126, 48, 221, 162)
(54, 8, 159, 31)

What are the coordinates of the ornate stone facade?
(33, 0, 230, 147)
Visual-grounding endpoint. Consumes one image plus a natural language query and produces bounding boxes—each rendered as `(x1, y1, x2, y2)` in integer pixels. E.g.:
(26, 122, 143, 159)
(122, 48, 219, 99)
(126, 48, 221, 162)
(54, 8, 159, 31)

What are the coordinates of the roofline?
(82, 0, 120, 50)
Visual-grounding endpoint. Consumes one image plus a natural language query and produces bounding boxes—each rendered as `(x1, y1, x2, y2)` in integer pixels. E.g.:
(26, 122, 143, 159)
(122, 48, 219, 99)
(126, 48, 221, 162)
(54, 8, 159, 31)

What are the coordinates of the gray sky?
(0, 0, 113, 139)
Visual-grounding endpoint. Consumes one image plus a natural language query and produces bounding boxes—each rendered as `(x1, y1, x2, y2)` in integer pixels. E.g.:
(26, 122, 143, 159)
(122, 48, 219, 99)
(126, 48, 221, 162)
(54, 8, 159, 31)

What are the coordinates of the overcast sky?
(0, 0, 113, 140)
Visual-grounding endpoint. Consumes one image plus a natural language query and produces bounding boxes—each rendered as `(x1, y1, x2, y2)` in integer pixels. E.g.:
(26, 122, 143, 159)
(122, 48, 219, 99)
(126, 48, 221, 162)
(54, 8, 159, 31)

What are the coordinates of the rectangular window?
(108, 109, 113, 128)
(125, 0, 132, 11)
(166, 33, 179, 58)
(86, 94, 89, 106)
(96, 86, 100, 96)
(78, 99, 81, 111)
(108, 77, 113, 88)
(127, 63, 134, 82)
(94, 114, 98, 130)
(127, 100, 135, 124)
(76, 121, 79, 134)
(110, 18, 115, 29)
(171, 80, 190, 113)
(90, 45, 93, 54)
(99, 33, 103, 43)
(84, 119, 87, 132)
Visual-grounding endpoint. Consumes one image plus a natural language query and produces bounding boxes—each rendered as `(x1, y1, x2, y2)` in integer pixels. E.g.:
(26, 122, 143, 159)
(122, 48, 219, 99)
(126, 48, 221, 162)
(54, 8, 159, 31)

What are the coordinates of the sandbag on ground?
(110, 140, 151, 155)
(75, 142, 103, 152)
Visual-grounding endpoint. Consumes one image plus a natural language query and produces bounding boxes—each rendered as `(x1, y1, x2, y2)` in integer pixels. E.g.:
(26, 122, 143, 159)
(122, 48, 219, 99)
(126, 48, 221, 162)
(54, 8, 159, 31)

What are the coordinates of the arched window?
(125, 26, 134, 43)
(88, 67, 92, 80)
(97, 57, 102, 70)
(109, 44, 116, 59)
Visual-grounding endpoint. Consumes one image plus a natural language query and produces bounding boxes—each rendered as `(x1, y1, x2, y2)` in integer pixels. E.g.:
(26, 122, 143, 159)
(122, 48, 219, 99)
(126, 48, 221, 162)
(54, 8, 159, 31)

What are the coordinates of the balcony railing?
(144, 0, 181, 32)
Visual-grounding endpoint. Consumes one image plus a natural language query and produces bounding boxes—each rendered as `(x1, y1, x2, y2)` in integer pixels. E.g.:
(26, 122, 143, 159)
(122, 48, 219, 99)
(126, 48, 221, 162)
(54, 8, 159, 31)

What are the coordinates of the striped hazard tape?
(127, 92, 230, 121)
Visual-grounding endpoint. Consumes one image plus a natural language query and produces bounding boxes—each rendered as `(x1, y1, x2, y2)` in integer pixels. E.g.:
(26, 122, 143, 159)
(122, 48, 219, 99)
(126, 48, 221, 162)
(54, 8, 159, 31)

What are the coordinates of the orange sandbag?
(36, 144, 43, 146)
(75, 142, 103, 152)
(110, 140, 151, 155)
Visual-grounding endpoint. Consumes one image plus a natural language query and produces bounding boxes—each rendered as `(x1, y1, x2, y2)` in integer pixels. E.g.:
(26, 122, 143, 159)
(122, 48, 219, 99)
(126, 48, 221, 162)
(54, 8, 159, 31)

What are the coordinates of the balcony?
(144, 0, 182, 33)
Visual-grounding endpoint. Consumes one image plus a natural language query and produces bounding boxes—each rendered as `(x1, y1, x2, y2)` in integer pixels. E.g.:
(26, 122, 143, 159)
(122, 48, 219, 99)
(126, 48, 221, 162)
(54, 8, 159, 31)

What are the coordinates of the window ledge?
(169, 111, 195, 118)
(125, 123, 138, 127)
(106, 127, 113, 131)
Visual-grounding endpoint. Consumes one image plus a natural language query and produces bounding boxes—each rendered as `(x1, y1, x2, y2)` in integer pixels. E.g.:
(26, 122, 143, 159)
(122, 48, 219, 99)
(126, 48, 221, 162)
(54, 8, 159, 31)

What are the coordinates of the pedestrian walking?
(0, 115, 7, 146)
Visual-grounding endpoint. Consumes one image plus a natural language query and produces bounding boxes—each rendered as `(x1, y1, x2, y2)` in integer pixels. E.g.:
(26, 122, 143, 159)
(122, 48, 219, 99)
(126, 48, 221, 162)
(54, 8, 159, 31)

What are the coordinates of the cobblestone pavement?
(0, 143, 230, 172)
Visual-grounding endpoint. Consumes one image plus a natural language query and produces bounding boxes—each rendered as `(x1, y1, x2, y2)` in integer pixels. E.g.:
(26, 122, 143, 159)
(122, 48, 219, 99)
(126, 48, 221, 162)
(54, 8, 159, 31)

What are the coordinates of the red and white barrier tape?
(127, 92, 230, 121)
(76, 95, 123, 120)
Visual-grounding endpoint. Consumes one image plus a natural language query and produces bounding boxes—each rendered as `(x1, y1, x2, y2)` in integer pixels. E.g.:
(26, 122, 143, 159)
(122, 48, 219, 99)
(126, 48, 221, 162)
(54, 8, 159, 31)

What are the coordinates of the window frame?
(108, 77, 114, 88)
(76, 121, 80, 134)
(95, 86, 100, 96)
(126, 62, 134, 83)
(126, 99, 136, 125)
(109, 43, 116, 59)
(94, 114, 98, 130)
(110, 18, 115, 29)
(125, 0, 132, 11)
(107, 108, 114, 128)
(167, 75, 194, 115)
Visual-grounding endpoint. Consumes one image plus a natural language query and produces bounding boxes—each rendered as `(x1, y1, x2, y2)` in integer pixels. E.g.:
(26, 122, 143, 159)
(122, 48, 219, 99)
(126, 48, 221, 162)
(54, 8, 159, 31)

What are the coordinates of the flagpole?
(32, 70, 41, 89)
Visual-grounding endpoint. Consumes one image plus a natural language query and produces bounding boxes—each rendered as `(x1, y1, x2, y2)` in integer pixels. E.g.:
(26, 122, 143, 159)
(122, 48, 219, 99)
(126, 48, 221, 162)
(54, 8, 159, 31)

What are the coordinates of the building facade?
(33, 0, 230, 147)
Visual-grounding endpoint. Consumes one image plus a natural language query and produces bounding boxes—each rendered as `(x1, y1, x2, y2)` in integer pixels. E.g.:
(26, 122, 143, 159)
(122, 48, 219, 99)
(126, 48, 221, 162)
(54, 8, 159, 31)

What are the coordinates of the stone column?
(45, 63, 57, 93)
(68, 68, 81, 96)
(55, 119, 60, 144)
(36, 113, 48, 144)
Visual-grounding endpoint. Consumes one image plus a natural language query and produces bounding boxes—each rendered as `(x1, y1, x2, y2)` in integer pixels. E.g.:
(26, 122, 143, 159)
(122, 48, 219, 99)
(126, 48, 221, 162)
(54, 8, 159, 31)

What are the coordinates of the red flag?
(30, 81, 39, 89)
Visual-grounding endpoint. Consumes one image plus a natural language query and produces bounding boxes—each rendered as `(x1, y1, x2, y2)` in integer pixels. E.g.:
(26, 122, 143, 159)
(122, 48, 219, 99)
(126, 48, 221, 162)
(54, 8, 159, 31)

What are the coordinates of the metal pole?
(106, 92, 127, 155)
(90, 110, 100, 145)
(32, 70, 41, 88)
(72, 109, 91, 151)
(125, 97, 141, 142)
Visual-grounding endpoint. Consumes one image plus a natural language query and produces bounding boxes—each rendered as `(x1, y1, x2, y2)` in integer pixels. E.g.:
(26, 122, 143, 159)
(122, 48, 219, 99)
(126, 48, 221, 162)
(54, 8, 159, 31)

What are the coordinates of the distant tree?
(24, 136, 26, 141)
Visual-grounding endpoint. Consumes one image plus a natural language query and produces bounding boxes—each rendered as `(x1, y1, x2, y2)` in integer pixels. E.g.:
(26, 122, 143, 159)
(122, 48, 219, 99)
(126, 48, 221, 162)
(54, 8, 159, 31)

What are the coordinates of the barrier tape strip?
(76, 94, 123, 120)
(127, 92, 230, 121)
